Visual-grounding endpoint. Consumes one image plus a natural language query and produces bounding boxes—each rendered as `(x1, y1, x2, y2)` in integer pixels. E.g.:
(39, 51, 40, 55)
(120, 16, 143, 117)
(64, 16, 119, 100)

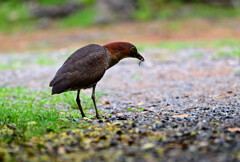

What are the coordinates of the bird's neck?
(104, 43, 130, 69)
(104, 48, 121, 69)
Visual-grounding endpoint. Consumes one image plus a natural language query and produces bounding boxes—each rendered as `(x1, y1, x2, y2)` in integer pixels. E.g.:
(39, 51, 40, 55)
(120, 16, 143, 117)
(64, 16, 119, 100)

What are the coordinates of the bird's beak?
(135, 52, 145, 62)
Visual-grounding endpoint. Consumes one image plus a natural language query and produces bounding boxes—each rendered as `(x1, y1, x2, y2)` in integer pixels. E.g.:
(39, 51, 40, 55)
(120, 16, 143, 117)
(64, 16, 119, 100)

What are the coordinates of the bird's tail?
(51, 81, 70, 95)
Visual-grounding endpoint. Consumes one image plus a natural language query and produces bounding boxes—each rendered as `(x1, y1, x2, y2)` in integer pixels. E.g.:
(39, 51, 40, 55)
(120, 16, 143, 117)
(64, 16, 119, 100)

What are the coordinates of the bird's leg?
(91, 85, 100, 119)
(76, 90, 86, 118)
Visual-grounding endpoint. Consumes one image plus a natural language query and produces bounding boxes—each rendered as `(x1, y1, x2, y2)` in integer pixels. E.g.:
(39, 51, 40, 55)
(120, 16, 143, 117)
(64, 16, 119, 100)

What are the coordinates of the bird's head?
(104, 42, 144, 67)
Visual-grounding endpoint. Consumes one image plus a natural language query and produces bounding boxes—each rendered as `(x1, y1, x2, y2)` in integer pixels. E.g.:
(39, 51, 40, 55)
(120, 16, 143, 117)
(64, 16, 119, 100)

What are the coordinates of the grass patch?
(126, 107, 144, 112)
(134, 3, 240, 21)
(185, 4, 240, 19)
(1, 1, 240, 33)
(0, 59, 27, 70)
(0, 0, 97, 33)
(0, 1, 32, 32)
(137, 39, 240, 51)
(38, 0, 72, 5)
(193, 52, 203, 58)
(0, 54, 61, 70)
(38, 0, 95, 6)
(58, 6, 97, 28)
(33, 53, 65, 66)
(217, 49, 240, 58)
(63, 91, 107, 110)
(137, 41, 198, 51)
(0, 87, 104, 142)
(35, 55, 57, 66)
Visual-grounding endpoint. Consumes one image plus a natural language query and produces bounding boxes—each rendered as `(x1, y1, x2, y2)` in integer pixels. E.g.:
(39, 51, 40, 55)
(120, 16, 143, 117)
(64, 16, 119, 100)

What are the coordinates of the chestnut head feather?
(104, 42, 144, 68)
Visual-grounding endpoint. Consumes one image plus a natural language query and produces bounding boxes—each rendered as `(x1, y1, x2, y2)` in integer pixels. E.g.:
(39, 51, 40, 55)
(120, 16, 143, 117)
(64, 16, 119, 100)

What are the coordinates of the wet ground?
(0, 46, 240, 161)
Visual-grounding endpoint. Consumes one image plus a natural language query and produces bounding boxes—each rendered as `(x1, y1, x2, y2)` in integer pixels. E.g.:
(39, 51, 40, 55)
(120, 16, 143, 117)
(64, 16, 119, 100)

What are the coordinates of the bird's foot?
(96, 114, 101, 119)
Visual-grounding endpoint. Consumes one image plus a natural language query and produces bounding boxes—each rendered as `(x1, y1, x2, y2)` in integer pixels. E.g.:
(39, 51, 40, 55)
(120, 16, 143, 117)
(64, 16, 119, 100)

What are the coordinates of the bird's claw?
(96, 115, 101, 119)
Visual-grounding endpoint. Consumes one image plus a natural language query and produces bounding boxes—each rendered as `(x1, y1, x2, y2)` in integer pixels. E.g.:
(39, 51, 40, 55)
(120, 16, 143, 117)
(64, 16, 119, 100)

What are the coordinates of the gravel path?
(0, 48, 240, 162)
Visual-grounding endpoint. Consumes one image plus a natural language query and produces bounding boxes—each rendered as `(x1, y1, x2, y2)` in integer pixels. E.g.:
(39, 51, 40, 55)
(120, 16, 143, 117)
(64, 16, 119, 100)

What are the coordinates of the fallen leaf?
(172, 114, 188, 118)
(231, 83, 237, 88)
(116, 113, 124, 116)
(199, 142, 208, 147)
(227, 91, 233, 94)
(212, 92, 227, 99)
(141, 143, 155, 150)
(228, 127, 240, 132)
(101, 101, 110, 105)
(27, 121, 37, 125)
(58, 146, 66, 154)
(141, 111, 154, 114)
(27, 142, 34, 147)
(83, 117, 91, 120)
(138, 102, 145, 106)
(105, 101, 110, 104)
(90, 137, 100, 143)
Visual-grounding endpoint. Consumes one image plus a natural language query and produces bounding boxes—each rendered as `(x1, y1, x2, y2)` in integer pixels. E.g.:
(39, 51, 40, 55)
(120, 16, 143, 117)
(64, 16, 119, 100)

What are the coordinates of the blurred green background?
(0, 0, 240, 32)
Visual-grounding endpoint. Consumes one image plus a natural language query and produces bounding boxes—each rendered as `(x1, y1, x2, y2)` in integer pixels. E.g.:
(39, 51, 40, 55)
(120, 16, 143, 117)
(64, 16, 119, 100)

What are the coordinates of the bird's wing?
(49, 44, 109, 94)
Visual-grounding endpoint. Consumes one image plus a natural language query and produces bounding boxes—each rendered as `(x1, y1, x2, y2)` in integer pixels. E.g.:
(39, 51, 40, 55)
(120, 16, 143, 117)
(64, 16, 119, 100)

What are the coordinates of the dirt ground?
(1, 18, 240, 52)
(0, 19, 240, 161)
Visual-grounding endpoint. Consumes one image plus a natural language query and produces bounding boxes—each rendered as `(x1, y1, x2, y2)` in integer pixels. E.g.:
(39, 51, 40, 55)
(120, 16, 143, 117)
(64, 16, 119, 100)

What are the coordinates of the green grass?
(133, 0, 153, 20)
(0, 87, 104, 142)
(0, 51, 75, 70)
(187, 5, 240, 18)
(134, 3, 240, 21)
(137, 39, 240, 51)
(38, 0, 95, 5)
(0, 59, 25, 70)
(126, 107, 144, 112)
(217, 49, 240, 58)
(0, 0, 97, 32)
(0, 55, 59, 70)
(136, 39, 240, 60)
(58, 6, 97, 28)
(0, 1, 32, 32)
(38, 0, 72, 5)
(35, 55, 58, 66)
(193, 52, 203, 58)
(63, 90, 107, 110)
(0, 0, 240, 33)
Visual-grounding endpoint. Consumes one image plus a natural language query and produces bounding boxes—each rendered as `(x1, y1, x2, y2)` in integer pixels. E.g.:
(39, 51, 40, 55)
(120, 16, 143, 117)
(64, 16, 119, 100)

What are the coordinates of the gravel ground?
(0, 48, 240, 162)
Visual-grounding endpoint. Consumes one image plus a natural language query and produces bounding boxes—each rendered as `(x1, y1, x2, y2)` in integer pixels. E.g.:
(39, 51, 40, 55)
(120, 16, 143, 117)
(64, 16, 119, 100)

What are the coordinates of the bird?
(49, 42, 144, 119)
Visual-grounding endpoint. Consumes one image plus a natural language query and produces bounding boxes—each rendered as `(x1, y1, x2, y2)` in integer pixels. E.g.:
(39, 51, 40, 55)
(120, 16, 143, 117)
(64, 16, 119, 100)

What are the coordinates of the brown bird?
(49, 42, 144, 119)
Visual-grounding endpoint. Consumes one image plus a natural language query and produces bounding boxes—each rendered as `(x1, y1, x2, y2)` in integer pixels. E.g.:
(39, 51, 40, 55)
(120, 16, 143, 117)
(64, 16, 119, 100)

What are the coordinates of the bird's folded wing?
(50, 44, 109, 93)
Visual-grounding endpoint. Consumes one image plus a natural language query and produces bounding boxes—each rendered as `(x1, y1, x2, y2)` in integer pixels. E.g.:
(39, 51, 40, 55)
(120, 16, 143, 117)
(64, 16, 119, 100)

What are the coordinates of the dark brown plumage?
(49, 42, 144, 119)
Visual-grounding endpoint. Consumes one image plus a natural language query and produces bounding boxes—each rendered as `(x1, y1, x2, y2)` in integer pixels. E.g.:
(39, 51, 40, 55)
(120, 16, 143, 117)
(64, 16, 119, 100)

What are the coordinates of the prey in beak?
(136, 52, 144, 66)
(130, 46, 145, 66)
(135, 52, 145, 66)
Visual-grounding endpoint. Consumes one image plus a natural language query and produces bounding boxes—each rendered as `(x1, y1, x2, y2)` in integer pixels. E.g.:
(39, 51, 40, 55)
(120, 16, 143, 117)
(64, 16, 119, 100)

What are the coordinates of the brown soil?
(1, 18, 240, 53)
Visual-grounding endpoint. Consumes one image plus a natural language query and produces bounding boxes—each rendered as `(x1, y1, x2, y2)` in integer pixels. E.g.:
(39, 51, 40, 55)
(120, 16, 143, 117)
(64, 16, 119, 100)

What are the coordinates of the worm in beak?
(136, 52, 144, 66)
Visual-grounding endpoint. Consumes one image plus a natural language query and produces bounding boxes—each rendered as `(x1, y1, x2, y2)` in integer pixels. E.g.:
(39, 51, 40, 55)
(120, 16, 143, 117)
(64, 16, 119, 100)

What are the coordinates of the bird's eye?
(130, 47, 137, 53)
